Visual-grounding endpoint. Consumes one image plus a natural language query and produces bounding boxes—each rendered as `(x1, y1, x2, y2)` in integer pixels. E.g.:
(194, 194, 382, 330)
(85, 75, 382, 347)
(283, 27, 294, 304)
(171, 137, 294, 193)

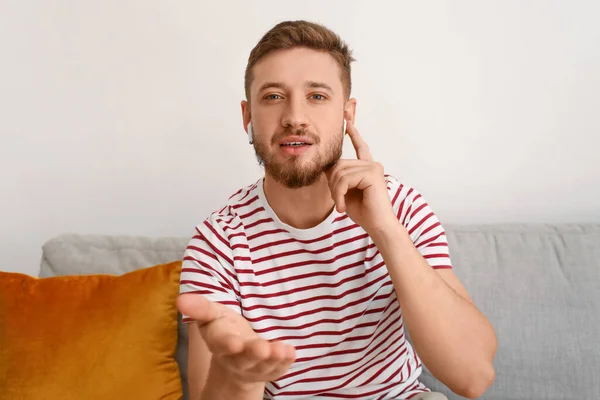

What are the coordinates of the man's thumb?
(176, 293, 219, 325)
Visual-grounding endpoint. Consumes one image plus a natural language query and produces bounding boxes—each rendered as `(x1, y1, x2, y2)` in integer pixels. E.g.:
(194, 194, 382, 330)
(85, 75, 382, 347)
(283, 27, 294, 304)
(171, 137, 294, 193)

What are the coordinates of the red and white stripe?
(180, 175, 451, 399)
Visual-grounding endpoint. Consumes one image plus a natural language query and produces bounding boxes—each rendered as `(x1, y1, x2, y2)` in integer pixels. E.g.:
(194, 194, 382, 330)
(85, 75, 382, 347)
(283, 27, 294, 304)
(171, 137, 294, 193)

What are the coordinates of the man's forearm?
(371, 222, 497, 398)
(200, 360, 265, 400)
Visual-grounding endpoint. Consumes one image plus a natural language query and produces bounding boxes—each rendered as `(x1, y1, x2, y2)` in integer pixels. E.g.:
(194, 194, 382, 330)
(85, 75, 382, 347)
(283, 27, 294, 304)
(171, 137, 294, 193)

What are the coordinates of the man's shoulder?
(383, 174, 423, 205)
(201, 179, 262, 230)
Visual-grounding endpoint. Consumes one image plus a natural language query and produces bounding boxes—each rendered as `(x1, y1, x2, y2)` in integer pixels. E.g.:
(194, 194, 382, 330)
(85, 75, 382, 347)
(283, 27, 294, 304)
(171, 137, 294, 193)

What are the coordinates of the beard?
(253, 126, 343, 189)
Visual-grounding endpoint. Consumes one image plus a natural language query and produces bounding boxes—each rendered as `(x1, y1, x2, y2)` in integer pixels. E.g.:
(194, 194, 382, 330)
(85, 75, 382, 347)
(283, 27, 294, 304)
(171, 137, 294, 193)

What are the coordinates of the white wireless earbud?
(343, 119, 347, 134)
(248, 123, 253, 144)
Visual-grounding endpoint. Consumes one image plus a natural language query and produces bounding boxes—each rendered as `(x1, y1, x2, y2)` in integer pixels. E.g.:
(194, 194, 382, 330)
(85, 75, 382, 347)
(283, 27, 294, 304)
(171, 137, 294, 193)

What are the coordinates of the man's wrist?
(369, 216, 410, 246)
(203, 359, 265, 400)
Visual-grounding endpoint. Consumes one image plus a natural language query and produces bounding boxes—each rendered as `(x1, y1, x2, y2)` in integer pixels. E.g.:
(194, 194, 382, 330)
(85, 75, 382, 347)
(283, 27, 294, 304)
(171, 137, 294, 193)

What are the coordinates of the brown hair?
(244, 20, 355, 102)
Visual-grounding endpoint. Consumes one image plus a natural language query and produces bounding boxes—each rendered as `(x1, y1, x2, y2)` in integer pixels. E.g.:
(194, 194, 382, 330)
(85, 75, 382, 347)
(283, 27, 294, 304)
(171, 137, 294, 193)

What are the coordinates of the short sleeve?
(179, 216, 242, 323)
(386, 175, 453, 270)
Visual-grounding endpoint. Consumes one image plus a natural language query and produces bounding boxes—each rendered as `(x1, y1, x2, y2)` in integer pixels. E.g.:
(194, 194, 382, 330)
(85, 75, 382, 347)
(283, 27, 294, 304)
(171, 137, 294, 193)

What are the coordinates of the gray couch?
(39, 224, 600, 399)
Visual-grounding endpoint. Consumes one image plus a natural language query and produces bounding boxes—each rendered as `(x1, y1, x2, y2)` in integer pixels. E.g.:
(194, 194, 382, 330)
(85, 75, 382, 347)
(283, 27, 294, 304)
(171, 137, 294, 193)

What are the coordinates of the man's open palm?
(177, 294, 296, 384)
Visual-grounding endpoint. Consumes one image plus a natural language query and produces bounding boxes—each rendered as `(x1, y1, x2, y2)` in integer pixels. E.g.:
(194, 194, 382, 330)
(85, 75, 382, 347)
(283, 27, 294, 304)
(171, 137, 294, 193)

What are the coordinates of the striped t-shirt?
(179, 175, 453, 400)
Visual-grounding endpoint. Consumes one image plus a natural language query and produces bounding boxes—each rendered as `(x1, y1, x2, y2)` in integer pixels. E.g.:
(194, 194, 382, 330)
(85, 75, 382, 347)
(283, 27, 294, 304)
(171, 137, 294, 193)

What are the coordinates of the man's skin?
(177, 47, 498, 400)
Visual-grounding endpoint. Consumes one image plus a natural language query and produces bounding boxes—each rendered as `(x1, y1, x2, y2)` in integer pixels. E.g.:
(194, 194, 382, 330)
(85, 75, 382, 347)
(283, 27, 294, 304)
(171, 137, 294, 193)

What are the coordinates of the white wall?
(1, 0, 599, 276)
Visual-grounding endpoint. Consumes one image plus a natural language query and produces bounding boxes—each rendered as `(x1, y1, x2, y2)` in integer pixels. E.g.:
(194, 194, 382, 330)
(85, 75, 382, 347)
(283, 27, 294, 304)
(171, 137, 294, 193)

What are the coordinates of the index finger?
(345, 119, 373, 162)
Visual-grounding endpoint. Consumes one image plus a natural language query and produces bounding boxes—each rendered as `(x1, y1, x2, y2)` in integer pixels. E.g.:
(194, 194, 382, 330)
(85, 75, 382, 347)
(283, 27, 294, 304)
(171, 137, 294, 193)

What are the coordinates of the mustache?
(271, 127, 320, 145)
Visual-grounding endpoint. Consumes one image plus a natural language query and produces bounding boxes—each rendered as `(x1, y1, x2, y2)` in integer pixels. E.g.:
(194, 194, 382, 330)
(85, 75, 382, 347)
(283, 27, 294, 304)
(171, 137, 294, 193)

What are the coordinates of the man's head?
(241, 21, 357, 189)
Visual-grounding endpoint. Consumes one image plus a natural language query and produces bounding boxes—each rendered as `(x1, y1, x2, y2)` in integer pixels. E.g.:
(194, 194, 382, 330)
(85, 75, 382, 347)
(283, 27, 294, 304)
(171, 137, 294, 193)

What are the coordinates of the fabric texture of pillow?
(0, 261, 183, 400)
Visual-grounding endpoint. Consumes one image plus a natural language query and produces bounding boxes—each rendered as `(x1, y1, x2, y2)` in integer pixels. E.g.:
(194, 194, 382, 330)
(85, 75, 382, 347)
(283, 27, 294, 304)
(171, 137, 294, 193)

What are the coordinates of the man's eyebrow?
(306, 81, 334, 93)
(258, 82, 286, 92)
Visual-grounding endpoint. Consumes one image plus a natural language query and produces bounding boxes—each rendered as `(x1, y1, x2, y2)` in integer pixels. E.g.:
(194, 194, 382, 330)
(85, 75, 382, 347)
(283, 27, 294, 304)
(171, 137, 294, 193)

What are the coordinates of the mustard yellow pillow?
(0, 261, 183, 400)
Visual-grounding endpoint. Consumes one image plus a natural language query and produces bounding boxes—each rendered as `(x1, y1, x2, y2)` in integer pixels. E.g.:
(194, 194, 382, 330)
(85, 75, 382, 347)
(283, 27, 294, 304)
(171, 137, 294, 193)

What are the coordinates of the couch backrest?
(421, 224, 600, 399)
(40, 224, 600, 399)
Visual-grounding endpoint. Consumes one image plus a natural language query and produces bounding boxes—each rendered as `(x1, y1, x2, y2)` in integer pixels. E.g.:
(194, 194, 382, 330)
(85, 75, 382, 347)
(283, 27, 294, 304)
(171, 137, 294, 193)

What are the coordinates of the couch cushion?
(419, 224, 600, 399)
(40, 234, 190, 400)
(1, 261, 183, 400)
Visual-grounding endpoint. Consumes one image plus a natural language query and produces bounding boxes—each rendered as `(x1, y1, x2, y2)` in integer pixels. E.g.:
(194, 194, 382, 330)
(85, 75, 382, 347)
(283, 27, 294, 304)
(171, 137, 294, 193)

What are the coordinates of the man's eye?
(266, 94, 282, 100)
(311, 94, 326, 101)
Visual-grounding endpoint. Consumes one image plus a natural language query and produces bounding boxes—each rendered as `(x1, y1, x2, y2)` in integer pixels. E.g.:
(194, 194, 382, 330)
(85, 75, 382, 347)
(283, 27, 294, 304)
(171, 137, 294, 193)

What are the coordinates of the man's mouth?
(278, 136, 314, 155)
(280, 142, 311, 147)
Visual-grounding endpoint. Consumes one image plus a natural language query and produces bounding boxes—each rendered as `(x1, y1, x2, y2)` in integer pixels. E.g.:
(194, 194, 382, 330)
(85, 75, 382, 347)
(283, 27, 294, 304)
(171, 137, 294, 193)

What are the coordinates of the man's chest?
(235, 234, 395, 342)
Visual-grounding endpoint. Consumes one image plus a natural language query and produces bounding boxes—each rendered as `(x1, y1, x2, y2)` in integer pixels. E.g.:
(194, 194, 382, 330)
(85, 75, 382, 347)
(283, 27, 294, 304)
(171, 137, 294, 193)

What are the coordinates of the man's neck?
(263, 173, 336, 230)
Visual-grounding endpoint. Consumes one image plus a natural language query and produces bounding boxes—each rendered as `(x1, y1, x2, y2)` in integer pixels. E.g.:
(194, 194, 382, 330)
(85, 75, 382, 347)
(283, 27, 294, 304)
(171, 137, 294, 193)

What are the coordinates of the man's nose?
(281, 97, 310, 130)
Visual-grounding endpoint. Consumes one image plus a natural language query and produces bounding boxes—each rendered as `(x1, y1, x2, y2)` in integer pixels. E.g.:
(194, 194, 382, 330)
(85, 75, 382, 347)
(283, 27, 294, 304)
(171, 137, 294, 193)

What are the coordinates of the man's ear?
(344, 98, 358, 126)
(241, 100, 251, 133)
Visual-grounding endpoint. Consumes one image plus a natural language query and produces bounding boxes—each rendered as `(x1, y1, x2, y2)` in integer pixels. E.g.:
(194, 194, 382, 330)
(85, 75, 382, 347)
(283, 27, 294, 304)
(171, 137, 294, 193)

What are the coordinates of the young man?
(177, 20, 497, 400)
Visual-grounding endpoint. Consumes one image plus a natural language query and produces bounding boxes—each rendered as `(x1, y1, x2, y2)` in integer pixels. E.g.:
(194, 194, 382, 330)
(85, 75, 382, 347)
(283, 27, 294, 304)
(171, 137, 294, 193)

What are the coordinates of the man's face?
(245, 47, 350, 189)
